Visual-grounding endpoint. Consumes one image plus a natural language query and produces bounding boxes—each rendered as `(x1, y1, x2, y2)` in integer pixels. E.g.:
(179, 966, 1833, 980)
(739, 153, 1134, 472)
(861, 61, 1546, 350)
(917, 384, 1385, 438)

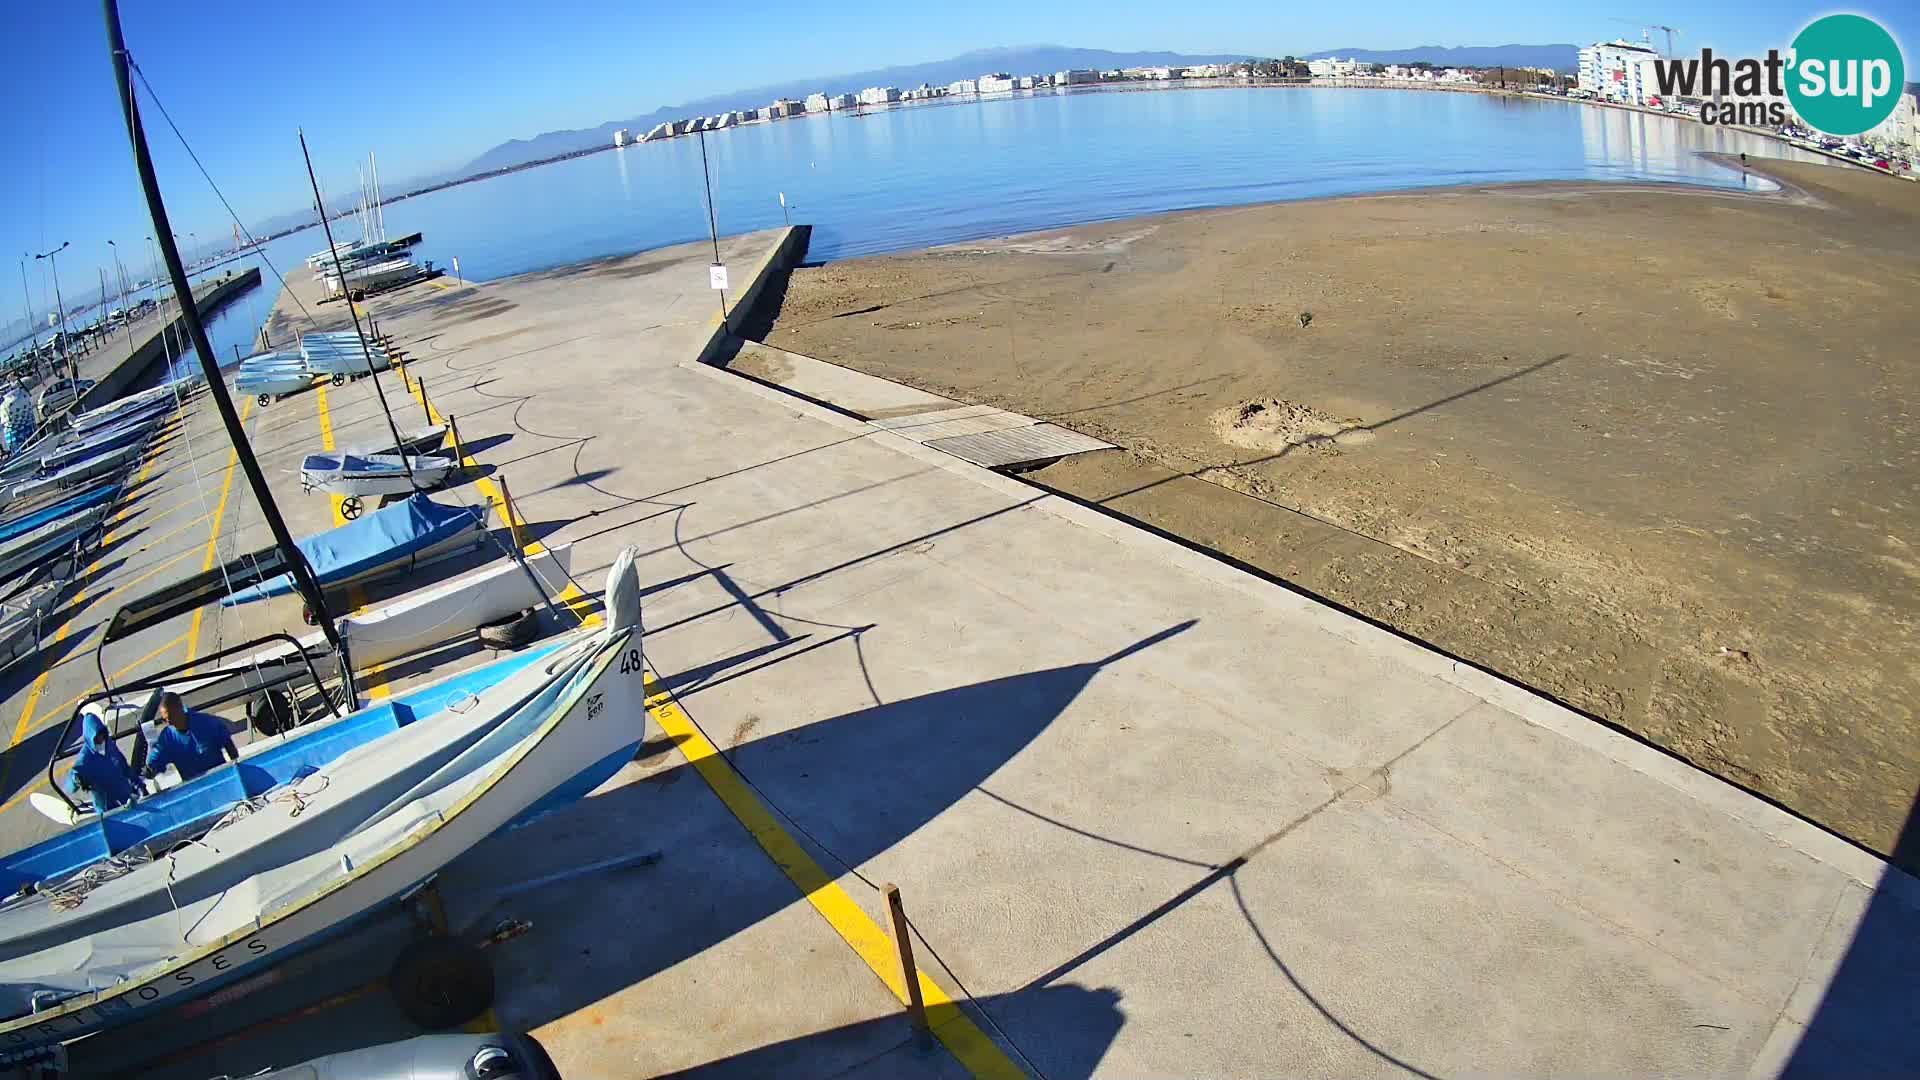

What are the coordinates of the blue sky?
(2, 0, 1914, 317)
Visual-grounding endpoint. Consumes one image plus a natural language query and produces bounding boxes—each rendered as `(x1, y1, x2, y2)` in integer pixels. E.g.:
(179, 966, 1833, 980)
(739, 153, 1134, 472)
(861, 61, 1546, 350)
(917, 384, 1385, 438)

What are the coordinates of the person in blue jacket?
(143, 692, 239, 784)
(66, 714, 142, 815)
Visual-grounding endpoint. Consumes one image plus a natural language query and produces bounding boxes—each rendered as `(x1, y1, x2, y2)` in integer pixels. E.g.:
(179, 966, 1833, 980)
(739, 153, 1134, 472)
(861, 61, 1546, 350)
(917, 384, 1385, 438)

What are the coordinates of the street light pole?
(34, 242, 76, 385)
(17, 258, 31, 354)
(107, 240, 131, 345)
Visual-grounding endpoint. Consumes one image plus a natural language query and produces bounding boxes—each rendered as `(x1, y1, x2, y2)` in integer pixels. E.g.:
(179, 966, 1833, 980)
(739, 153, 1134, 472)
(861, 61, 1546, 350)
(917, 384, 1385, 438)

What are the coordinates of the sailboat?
(0, 548, 646, 1052)
(0, 6, 653, 1059)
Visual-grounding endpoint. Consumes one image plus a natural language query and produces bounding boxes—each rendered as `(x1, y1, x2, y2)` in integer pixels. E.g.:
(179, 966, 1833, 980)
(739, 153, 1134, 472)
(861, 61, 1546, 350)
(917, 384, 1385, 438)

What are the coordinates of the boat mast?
(103, 0, 346, 654)
(299, 132, 417, 487)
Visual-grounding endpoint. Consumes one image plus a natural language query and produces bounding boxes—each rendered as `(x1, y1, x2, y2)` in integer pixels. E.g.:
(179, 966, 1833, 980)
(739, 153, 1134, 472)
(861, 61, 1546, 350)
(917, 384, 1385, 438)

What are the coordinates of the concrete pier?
(71, 267, 262, 410)
(1, 230, 1910, 1078)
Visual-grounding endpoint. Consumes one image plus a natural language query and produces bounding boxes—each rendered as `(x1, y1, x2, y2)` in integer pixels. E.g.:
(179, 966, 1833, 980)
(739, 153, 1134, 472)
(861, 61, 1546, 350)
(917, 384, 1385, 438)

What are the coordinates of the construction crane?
(1647, 24, 1681, 59)
(1608, 18, 1681, 58)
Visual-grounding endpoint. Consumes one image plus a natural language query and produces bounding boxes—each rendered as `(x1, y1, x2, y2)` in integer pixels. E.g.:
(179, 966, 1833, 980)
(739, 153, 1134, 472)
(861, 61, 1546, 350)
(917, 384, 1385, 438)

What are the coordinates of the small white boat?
(7, 442, 143, 504)
(300, 452, 458, 518)
(0, 504, 107, 586)
(0, 580, 59, 673)
(235, 354, 318, 404)
(0, 548, 647, 1055)
(321, 257, 421, 300)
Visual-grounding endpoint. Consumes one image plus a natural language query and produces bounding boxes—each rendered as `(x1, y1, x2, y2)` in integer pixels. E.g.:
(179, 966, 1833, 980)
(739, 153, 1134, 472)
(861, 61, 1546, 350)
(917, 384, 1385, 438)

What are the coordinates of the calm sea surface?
(184, 87, 1825, 364)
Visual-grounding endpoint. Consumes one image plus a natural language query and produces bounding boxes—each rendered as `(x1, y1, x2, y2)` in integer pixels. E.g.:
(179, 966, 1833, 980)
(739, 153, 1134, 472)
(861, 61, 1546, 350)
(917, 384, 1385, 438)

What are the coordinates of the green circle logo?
(1786, 14, 1905, 136)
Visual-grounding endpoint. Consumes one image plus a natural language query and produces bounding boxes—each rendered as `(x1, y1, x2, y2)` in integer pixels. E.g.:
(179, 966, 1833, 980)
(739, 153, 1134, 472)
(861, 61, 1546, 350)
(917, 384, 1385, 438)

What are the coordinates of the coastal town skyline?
(3, 0, 1914, 295)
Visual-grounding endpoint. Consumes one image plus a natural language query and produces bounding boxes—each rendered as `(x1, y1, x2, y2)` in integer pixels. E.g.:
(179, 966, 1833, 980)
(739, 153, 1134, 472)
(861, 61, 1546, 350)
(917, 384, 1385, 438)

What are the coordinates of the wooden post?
(884, 884, 932, 1049)
(496, 473, 526, 551)
(418, 377, 433, 425)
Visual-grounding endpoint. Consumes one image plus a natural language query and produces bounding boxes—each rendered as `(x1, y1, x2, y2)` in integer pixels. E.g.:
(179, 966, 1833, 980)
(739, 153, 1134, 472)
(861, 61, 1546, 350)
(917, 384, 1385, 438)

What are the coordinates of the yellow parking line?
(643, 680, 1022, 1079)
(314, 381, 351, 527)
(399, 373, 537, 555)
(185, 396, 255, 665)
(5, 394, 189, 751)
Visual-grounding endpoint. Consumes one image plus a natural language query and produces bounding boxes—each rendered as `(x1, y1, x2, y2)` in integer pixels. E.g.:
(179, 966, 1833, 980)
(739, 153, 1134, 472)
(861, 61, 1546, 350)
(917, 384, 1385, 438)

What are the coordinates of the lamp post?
(33, 242, 76, 385)
(17, 257, 31, 358)
(107, 240, 131, 345)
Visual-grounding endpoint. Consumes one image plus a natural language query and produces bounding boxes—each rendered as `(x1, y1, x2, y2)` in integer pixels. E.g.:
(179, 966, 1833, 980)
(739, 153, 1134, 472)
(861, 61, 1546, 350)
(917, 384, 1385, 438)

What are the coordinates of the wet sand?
(762, 159, 1920, 867)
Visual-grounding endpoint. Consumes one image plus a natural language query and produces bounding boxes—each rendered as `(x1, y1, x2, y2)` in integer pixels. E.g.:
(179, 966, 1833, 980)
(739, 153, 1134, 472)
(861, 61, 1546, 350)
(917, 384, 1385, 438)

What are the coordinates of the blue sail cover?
(222, 493, 485, 605)
(0, 483, 119, 544)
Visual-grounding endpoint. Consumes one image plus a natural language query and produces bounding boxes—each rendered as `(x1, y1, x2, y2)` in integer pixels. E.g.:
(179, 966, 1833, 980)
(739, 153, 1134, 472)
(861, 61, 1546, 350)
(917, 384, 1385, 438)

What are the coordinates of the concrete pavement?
(26, 226, 1917, 1077)
(277, 228, 1914, 1076)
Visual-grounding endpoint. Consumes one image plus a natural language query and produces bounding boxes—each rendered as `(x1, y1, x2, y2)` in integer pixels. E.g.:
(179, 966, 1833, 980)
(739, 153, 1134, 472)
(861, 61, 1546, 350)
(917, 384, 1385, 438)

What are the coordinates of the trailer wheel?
(331, 372, 346, 387)
(340, 495, 363, 520)
(388, 937, 494, 1029)
(256, 393, 270, 407)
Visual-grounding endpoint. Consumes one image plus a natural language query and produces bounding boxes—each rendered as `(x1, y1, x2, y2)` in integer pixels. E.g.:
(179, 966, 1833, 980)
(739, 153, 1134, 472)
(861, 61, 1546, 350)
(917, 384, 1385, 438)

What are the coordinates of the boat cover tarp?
(0, 484, 118, 545)
(222, 493, 485, 605)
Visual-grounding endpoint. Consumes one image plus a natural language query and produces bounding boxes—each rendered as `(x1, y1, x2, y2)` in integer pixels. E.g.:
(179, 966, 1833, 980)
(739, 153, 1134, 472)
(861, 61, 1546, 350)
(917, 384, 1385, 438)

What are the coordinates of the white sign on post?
(709, 263, 730, 291)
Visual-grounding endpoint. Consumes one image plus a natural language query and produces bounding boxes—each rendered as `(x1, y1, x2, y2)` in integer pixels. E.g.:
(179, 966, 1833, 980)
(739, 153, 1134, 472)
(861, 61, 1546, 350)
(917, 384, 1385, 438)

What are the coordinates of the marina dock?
(69, 267, 263, 410)
(1, 229, 1909, 1077)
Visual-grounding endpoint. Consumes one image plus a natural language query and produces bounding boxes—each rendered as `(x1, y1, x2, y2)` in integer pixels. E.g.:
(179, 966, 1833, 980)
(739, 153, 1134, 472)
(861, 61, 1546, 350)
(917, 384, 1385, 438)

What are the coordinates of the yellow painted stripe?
(186, 395, 256, 664)
(314, 381, 351, 527)
(399, 372, 538, 555)
(5, 394, 188, 752)
(642, 680, 1024, 1079)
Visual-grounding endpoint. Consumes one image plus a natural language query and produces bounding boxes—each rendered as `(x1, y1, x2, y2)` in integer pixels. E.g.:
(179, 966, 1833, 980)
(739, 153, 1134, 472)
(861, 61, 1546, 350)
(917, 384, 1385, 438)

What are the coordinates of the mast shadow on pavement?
(428, 625, 1190, 1076)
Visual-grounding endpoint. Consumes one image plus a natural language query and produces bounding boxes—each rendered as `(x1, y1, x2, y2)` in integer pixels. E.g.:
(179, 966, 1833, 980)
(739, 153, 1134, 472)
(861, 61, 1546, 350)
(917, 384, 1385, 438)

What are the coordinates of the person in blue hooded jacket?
(143, 692, 239, 784)
(66, 714, 142, 815)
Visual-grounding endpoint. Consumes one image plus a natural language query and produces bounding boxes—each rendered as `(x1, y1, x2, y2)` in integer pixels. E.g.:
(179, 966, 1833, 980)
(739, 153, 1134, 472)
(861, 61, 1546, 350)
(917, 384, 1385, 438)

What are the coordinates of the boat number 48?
(617, 648, 645, 677)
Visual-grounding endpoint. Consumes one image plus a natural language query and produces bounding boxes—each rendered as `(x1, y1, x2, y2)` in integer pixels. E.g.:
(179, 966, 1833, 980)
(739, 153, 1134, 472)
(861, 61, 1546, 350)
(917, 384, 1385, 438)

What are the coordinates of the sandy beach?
(760, 158, 1920, 866)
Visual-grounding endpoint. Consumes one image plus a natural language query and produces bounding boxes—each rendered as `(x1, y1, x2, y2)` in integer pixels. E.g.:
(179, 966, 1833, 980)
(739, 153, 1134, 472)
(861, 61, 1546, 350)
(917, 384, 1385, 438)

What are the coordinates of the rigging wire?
(126, 57, 320, 335)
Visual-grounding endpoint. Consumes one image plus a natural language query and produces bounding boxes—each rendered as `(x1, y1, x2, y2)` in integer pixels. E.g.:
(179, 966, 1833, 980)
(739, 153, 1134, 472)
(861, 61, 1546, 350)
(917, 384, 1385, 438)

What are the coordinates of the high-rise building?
(1578, 39, 1663, 104)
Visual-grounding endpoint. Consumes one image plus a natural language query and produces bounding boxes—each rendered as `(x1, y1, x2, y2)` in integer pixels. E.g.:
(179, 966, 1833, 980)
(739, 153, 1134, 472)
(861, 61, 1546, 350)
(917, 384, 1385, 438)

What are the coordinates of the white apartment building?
(1308, 57, 1361, 77)
(1578, 39, 1663, 104)
(612, 129, 629, 147)
(1056, 69, 1099, 86)
(1017, 75, 1045, 89)
(767, 98, 802, 118)
(948, 79, 978, 95)
(805, 92, 830, 112)
(1865, 91, 1919, 156)
(1185, 64, 1230, 78)
(858, 86, 900, 105)
(978, 73, 1016, 93)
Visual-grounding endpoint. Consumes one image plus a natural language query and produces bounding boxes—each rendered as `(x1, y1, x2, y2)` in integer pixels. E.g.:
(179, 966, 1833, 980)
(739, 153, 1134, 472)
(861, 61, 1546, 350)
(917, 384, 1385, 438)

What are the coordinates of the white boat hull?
(0, 621, 645, 1056)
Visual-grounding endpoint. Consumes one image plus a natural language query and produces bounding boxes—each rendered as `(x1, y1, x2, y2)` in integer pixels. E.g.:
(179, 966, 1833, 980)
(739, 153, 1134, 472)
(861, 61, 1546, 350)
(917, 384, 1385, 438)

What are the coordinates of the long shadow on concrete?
(663, 984, 1125, 1079)
(1782, 796, 1920, 1075)
(439, 625, 1188, 1076)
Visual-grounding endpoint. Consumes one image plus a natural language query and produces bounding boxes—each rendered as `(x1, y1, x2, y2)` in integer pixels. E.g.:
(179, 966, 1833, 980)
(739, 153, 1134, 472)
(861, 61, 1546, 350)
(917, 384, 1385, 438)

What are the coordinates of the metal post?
(496, 473, 526, 551)
(418, 378, 433, 425)
(35, 242, 76, 386)
(104, 0, 346, 655)
(883, 884, 933, 1049)
(447, 415, 465, 465)
(297, 129, 415, 489)
(18, 259, 31, 349)
(697, 128, 727, 322)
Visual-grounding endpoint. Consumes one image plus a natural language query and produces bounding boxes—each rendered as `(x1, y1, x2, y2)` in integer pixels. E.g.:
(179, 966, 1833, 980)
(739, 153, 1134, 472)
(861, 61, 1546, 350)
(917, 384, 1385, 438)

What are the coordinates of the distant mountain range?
(451, 46, 1250, 179)
(1305, 44, 1578, 70)
(241, 41, 1585, 231)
